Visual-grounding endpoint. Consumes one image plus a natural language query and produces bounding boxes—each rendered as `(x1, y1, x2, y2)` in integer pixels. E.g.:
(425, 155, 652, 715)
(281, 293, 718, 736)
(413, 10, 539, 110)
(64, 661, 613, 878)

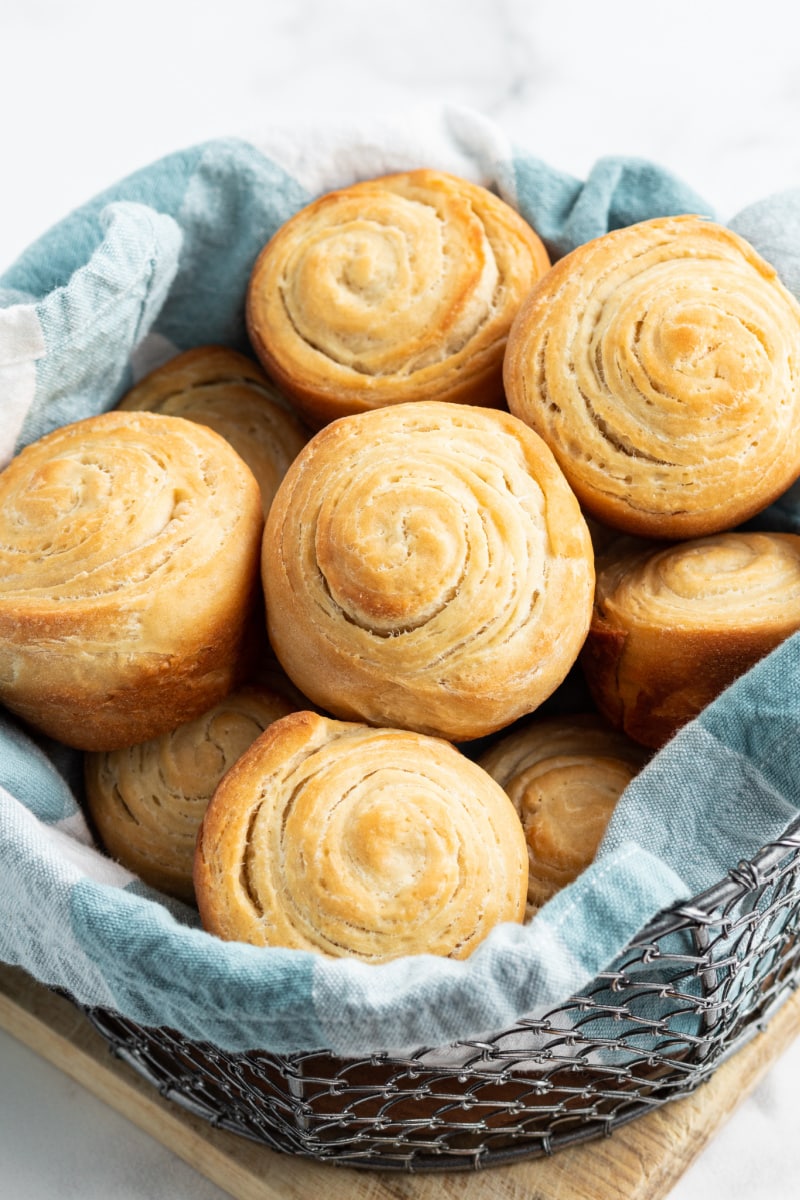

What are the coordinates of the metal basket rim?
(635, 809, 800, 943)
(78, 809, 800, 1057)
(72, 809, 800, 1171)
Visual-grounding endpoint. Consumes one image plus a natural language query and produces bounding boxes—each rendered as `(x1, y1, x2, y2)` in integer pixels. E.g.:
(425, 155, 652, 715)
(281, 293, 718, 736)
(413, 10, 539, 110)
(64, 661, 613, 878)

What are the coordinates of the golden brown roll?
(478, 715, 647, 915)
(118, 345, 308, 518)
(581, 531, 800, 748)
(504, 216, 800, 539)
(246, 169, 550, 426)
(262, 401, 595, 742)
(194, 711, 528, 961)
(0, 411, 263, 750)
(85, 687, 293, 903)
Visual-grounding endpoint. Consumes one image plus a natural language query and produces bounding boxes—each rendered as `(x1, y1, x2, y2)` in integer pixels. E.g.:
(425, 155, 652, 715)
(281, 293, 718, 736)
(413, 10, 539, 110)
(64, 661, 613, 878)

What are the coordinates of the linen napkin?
(1, 105, 798, 1055)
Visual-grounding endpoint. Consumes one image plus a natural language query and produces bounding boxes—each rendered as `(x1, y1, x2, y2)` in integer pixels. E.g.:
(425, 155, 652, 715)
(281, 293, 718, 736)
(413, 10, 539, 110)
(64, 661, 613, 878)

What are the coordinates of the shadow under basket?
(77, 815, 800, 1173)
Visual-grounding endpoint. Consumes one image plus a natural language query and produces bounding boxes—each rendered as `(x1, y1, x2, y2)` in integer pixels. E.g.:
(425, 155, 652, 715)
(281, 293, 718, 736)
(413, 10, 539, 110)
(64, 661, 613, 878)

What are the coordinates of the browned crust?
(118, 345, 309, 520)
(581, 531, 800, 748)
(194, 710, 322, 937)
(261, 402, 595, 742)
(246, 169, 550, 427)
(118, 345, 278, 407)
(583, 619, 791, 749)
(85, 685, 293, 901)
(0, 411, 264, 750)
(194, 711, 529, 961)
(504, 215, 800, 539)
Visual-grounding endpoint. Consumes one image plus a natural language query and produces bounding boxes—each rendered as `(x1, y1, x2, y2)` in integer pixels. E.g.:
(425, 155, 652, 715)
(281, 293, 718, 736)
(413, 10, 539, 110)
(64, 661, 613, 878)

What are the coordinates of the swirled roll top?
(0, 411, 263, 750)
(582, 531, 800, 747)
(117, 345, 308, 519)
(479, 715, 648, 915)
(246, 169, 550, 425)
(194, 712, 529, 961)
(85, 687, 294, 903)
(504, 215, 800, 538)
(262, 401, 596, 741)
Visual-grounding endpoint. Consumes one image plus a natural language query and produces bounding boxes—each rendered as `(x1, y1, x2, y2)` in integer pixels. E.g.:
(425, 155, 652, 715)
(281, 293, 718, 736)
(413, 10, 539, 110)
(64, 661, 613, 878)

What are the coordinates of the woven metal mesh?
(80, 815, 800, 1171)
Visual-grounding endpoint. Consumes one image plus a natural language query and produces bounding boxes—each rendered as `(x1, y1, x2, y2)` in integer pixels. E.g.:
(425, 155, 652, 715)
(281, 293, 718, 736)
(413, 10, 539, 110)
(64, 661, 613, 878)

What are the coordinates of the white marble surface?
(3, 0, 800, 1195)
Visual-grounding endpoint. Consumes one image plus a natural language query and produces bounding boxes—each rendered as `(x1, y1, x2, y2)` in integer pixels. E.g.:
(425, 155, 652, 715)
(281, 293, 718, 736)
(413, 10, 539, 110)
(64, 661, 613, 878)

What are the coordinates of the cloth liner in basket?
(2, 104, 800, 1058)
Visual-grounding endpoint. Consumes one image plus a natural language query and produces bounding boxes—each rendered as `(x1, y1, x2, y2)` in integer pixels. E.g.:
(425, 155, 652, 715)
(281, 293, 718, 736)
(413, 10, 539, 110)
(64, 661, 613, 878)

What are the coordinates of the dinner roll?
(0, 411, 262, 750)
(479, 714, 647, 915)
(118, 345, 308, 518)
(85, 687, 293, 902)
(582, 531, 800, 747)
(262, 401, 595, 741)
(195, 711, 528, 961)
(504, 216, 800, 538)
(247, 169, 550, 425)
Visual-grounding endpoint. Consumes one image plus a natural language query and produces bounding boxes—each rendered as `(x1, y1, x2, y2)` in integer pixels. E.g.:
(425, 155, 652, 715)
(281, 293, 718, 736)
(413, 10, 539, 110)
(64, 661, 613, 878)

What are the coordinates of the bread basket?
(72, 813, 800, 1169)
(3, 112, 800, 1173)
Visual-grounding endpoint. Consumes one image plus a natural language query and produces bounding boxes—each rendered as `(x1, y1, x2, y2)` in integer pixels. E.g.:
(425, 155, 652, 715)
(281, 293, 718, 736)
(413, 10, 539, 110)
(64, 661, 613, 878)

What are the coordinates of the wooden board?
(1, 963, 799, 1200)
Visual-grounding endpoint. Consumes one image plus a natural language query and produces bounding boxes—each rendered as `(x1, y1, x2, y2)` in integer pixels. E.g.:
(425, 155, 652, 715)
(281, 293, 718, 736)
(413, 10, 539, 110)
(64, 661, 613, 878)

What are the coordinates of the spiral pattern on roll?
(0, 410, 263, 748)
(118, 345, 308, 518)
(85, 688, 293, 903)
(600, 532, 800, 629)
(583, 531, 800, 747)
(247, 170, 550, 425)
(0, 411, 253, 606)
(263, 402, 595, 741)
(479, 715, 646, 913)
(504, 216, 800, 537)
(194, 712, 528, 960)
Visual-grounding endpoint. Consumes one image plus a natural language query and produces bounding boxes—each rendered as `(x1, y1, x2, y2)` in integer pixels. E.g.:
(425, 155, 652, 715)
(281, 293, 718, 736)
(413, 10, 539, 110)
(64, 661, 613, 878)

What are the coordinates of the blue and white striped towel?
(1, 105, 799, 1055)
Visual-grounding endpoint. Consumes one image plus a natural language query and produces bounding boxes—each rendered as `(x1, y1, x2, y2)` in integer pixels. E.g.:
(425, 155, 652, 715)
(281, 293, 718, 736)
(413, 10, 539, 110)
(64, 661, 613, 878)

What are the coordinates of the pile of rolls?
(2, 170, 800, 964)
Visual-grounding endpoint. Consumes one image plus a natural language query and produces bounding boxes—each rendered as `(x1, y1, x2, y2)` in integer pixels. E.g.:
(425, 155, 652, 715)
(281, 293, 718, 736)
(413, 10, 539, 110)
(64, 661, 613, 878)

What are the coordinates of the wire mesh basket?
(75, 811, 800, 1172)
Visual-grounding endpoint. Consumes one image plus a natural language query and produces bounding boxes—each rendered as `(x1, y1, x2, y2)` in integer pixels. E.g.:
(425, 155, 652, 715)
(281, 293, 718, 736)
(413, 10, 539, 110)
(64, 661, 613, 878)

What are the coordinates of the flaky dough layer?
(118, 345, 308, 519)
(247, 169, 550, 425)
(479, 715, 647, 915)
(581, 531, 800, 747)
(0, 411, 263, 749)
(85, 687, 293, 903)
(194, 711, 528, 961)
(504, 216, 800, 538)
(262, 401, 595, 741)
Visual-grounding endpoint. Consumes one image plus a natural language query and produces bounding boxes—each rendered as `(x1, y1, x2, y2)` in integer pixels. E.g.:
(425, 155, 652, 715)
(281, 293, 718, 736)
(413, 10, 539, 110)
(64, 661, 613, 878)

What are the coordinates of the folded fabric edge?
(1, 111, 800, 1055)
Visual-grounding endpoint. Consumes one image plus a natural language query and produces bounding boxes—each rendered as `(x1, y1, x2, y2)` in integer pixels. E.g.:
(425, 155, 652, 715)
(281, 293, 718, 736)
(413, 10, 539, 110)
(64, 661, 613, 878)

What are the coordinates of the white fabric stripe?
(0, 303, 46, 467)
(0, 787, 133, 892)
(443, 106, 520, 207)
(53, 809, 97, 848)
(252, 104, 489, 199)
(0, 784, 135, 889)
(43, 820, 138, 888)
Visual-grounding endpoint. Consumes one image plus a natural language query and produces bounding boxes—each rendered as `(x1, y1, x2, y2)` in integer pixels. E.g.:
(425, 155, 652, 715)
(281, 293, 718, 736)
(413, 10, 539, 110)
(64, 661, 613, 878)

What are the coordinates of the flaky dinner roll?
(582, 531, 800, 748)
(504, 216, 800, 538)
(0, 411, 263, 750)
(479, 715, 647, 915)
(85, 687, 293, 903)
(246, 169, 550, 426)
(262, 401, 595, 741)
(194, 712, 528, 961)
(118, 345, 308, 518)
